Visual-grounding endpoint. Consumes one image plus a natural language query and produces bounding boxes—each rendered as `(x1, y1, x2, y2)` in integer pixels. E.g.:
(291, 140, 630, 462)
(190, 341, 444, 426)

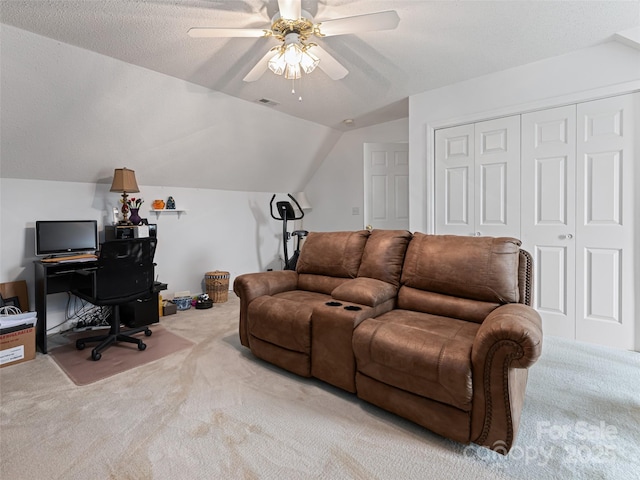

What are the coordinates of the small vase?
(129, 208, 142, 226)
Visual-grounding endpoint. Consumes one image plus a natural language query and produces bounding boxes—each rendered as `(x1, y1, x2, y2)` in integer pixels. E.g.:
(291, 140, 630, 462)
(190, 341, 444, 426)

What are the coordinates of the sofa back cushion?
(397, 287, 501, 324)
(296, 230, 370, 279)
(401, 234, 521, 304)
(357, 229, 412, 287)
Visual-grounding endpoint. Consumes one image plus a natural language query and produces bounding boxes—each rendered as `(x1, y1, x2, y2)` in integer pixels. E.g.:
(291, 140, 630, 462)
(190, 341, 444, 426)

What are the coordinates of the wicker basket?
(205, 271, 230, 303)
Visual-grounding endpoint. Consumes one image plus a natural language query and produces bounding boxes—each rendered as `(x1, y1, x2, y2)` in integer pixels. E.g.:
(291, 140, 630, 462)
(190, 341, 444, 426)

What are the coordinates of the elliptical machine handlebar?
(269, 194, 305, 221)
(269, 194, 307, 270)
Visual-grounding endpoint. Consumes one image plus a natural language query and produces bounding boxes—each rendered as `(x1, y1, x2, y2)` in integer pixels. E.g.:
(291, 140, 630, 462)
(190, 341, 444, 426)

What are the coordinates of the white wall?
(408, 40, 640, 233)
(0, 24, 341, 193)
(0, 178, 285, 332)
(303, 118, 408, 232)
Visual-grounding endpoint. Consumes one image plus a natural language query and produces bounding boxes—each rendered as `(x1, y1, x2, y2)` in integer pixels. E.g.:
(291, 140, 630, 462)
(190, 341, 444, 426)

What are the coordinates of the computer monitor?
(35, 220, 98, 257)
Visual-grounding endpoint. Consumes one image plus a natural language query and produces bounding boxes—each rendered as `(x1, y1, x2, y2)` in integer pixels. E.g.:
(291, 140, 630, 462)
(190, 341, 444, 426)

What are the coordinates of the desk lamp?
(110, 168, 140, 225)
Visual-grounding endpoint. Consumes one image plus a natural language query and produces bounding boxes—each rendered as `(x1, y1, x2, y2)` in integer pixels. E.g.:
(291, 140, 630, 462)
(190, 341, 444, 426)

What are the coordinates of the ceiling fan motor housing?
(270, 10, 316, 41)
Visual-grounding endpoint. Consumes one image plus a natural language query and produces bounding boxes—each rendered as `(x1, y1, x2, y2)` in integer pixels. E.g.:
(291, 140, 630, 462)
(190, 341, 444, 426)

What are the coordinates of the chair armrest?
(233, 271, 299, 347)
(470, 303, 542, 453)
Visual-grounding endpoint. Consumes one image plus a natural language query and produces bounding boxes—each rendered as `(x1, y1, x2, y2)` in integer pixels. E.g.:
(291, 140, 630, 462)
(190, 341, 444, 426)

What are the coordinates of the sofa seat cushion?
(353, 310, 480, 411)
(273, 289, 333, 307)
(248, 295, 315, 354)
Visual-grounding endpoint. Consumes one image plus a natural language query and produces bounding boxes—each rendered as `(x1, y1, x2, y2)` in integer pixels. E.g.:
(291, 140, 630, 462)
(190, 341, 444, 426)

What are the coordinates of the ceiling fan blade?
(316, 10, 400, 37)
(307, 45, 348, 80)
(243, 49, 275, 82)
(277, 0, 302, 20)
(188, 28, 267, 38)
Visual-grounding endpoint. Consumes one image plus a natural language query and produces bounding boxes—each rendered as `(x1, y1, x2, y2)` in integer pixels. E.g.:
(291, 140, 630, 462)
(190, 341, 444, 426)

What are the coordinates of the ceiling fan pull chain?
(290, 78, 302, 101)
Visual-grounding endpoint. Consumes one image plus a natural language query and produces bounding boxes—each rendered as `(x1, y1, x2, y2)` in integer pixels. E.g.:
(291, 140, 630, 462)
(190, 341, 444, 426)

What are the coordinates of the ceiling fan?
(188, 0, 400, 82)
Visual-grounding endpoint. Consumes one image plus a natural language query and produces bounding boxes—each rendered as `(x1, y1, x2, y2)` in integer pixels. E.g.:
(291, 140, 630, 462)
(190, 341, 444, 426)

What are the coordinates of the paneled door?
(364, 143, 409, 230)
(521, 105, 577, 338)
(474, 116, 521, 238)
(435, 116, 520, 238)
(523, 95, 636, 349)
(435, 124, 475, 236)
(575, 94, 637, 349)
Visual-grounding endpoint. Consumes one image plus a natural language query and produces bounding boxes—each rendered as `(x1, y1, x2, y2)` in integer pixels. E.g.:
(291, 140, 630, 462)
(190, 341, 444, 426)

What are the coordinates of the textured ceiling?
(1, 0, 639, 130)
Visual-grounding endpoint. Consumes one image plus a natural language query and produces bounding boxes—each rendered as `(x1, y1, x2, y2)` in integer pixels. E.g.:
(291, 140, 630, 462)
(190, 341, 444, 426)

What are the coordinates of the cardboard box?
(0, 326, 36, 368)
(163, 301, 177, 316)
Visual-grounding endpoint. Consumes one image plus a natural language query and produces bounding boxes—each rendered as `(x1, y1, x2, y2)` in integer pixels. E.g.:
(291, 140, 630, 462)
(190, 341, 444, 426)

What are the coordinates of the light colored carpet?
(49, 325, 195, 385)
(0, 294, 638, 479)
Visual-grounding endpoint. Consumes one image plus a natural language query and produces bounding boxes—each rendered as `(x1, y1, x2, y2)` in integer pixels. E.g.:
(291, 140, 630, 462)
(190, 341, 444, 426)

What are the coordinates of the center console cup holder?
(325, 301, 343, 307)
(344, 305, 362, 311)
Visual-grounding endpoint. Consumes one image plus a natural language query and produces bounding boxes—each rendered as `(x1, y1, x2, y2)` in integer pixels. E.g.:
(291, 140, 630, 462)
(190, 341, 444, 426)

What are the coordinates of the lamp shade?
(110, 168, 140, 193)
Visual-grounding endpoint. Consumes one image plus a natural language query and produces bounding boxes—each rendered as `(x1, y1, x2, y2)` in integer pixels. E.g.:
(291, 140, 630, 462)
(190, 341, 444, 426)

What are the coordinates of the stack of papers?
(0, 311, 37, 335)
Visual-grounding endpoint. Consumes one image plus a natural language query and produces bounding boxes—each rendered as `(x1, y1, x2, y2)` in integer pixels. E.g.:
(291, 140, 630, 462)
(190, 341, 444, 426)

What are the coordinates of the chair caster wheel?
(144, 329, 152, 337)
(92, 351, 102, 361)
(76, 341, 85, 350)
(138, 341, 147, 351)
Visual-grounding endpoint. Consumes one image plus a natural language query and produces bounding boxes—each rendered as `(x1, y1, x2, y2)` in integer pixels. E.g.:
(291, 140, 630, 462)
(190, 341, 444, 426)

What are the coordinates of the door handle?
(366, 224, 373, 231)
(560, 233, 574, 240)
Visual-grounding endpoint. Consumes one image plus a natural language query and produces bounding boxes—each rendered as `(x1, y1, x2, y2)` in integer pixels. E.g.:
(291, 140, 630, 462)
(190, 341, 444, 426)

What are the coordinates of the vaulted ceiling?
(2, 1, 639, 131)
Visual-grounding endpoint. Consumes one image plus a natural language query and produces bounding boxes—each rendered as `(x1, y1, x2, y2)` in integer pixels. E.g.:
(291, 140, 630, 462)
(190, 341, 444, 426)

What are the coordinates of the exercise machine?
(270, 194, 308, 270)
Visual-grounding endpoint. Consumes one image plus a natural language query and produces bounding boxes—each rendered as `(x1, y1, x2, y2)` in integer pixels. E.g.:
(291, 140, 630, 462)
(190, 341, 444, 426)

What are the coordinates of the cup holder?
(344, 305, 362, 311)
(325, 301, 343, 307)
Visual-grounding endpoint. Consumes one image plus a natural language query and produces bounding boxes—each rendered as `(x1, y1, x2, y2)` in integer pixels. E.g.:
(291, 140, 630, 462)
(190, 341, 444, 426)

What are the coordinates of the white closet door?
(435, 116, 520, 237)
(575, 93, 637, 349)
(521, 105, 577, 339)
(435, 124, 475, 235)
(474, 116, 521, 238)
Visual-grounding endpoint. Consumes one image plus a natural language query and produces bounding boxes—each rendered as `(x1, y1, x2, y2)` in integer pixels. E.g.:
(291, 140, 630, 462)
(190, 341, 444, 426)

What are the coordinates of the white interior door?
(575, 93, 637, 349)
(435, 116, 520, 238)
(521, 105, 577, 339)
(435, 124, 475, 235)
(474, 116, 521, 238)
(364, 143, 409, 230)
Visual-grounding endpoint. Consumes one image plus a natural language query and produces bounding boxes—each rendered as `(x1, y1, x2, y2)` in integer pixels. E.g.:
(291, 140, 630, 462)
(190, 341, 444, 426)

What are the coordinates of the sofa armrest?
(472, 303, 542, 368)
(233, 271, 299, 347)
(470, 303, 543, 453)
(331, 277, 397, 308)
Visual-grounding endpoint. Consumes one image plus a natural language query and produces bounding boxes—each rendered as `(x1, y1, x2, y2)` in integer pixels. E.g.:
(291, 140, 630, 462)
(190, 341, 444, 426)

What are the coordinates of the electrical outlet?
(352, 207, 360, 215)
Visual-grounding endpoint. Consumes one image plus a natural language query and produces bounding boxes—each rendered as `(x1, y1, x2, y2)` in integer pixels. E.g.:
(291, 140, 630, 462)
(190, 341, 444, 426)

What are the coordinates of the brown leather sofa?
(233, 230, 542, 453)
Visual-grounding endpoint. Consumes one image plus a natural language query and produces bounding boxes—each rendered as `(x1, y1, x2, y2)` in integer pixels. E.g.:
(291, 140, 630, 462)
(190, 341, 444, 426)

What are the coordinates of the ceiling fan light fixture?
(283, 42, 303, 65)
(285, 62, 302, 80)
(299, 48, 319, 74)
(268, 50, 287, 75)
(268, 33, 319, 79)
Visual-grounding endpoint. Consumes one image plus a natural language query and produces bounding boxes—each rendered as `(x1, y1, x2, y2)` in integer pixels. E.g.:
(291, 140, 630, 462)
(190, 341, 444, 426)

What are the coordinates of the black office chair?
(71, 237, 157, 361)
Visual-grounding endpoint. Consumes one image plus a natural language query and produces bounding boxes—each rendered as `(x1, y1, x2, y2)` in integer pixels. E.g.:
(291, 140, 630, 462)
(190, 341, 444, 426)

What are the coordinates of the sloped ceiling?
(2, 0, 639, 130)
(1, 1, 639, 192)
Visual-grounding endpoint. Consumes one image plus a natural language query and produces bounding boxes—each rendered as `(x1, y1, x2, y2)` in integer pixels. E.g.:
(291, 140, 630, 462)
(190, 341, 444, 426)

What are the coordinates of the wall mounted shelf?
(149, 209, 187, 219)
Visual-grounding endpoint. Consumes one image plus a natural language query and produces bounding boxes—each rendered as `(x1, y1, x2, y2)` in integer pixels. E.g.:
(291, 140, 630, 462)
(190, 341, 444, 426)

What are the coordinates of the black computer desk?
(34, 260, 165, 354)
